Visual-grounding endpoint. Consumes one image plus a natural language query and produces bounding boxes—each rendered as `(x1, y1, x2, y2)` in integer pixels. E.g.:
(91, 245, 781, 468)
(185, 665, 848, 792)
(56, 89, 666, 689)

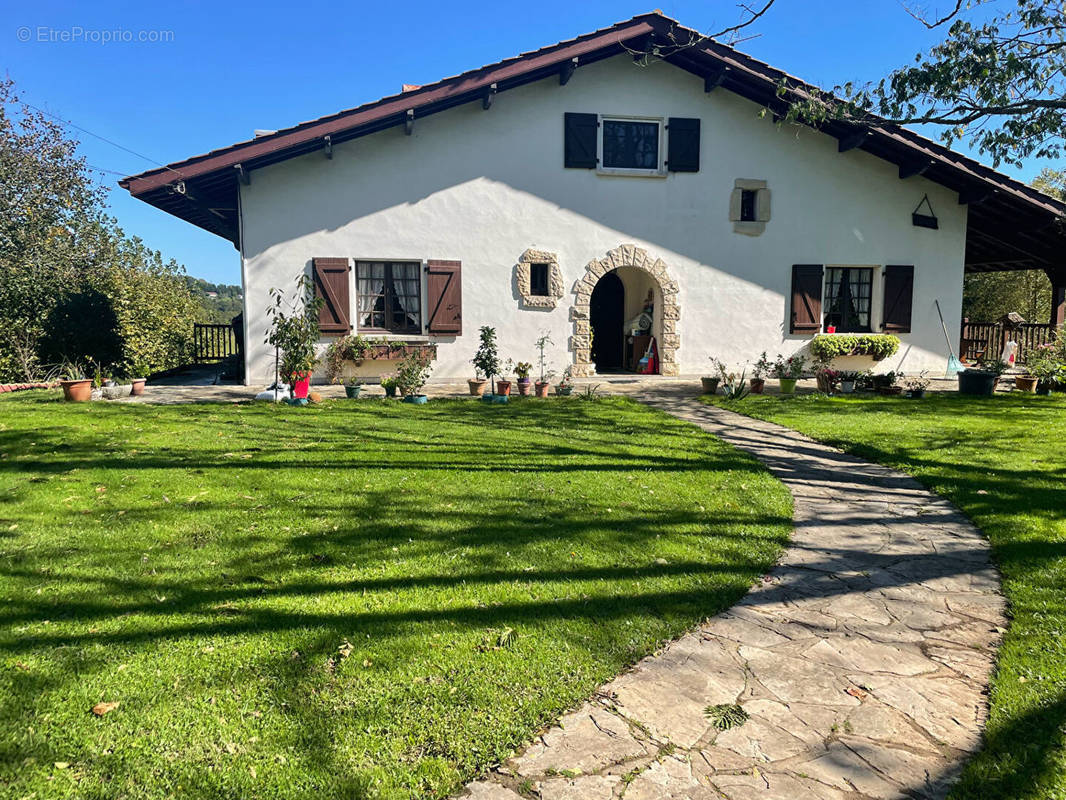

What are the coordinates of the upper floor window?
(824, 267, 873, 332)
(601, 118, 661, 172)
(529, 263, 550, 296)
(356, 261, 421, 333)
(740, 189, 758, 222)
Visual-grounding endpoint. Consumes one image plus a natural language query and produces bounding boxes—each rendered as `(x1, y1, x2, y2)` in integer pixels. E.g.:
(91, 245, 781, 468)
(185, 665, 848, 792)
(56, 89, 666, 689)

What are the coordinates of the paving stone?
(711, 769, 851, 800)
(799, 741, 908, 798)
(511, 703, 649, 776)
(537, 774, 617, 800)
(461, 781, 525, 799)
(623, 756, 719, 800)
(841, 736, 951, 798)
(740, 646, 861, 707)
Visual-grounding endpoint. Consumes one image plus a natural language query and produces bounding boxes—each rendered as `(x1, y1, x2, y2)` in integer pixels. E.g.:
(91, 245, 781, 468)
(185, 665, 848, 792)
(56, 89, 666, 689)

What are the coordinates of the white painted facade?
(238, 55, 967, 384)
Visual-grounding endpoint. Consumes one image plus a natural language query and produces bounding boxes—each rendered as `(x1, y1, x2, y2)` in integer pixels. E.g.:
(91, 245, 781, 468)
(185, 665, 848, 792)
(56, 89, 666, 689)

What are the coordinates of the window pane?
(823, 268, 873, 333)
(602, 120, 659, 169)
(530, 263, 549, 296)
(356, 261, 386, 329)
(740, 190, 757, 222)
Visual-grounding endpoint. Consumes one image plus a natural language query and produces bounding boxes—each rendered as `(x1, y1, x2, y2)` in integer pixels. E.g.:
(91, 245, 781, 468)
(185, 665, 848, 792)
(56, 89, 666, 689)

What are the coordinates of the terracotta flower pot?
(534, 381, 550, 398)
(60, 379, 92, 402)
(468, 379, 488, 396)
(1014, 375, 1038, 393)
(517, 377, 532, 396)
(749, 378, 765, 394)
(130, 378, 146, 396)
(700, 377, 720, 394)
(496, 380, 512, 396)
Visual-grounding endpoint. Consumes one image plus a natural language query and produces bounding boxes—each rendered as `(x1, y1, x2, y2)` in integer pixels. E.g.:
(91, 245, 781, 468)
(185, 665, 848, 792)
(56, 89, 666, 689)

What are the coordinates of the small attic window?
(740, 189, 757, 222)
(529, 263, 550, 296)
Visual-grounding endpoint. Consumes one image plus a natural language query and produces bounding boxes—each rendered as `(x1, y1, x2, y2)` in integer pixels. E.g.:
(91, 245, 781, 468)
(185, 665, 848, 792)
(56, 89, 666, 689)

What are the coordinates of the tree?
(0, 77, 198, 380)
(781, 0, 1066, 168)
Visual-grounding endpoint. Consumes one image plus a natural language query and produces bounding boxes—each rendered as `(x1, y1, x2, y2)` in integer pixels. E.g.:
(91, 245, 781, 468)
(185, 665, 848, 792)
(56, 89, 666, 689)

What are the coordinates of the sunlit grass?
(0, 393, 790, 799)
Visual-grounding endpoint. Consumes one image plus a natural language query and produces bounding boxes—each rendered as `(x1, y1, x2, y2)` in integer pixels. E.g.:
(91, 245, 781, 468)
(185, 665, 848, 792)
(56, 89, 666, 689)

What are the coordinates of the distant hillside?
(186, 276, 243, 325)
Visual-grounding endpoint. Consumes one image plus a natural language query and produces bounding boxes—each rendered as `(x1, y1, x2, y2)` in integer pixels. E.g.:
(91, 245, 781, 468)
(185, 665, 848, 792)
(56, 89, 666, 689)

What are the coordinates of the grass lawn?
(0, 394, 790, 800)
(706, 391, 1066, 800)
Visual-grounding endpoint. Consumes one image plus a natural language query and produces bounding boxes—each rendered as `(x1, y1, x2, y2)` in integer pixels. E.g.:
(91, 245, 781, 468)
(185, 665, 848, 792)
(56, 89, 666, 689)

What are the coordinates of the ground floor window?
(356, 261, 421, 333)
(824, 267, 873, 332)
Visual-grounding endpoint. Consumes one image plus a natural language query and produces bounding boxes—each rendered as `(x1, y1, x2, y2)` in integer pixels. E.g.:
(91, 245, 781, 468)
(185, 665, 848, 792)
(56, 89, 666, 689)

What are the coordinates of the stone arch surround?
(570, 244, 680, 377)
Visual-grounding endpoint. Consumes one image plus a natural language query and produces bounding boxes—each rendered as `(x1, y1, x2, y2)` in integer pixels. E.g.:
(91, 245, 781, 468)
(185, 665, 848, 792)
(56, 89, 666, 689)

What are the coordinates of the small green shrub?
(809, 334, 900, 363)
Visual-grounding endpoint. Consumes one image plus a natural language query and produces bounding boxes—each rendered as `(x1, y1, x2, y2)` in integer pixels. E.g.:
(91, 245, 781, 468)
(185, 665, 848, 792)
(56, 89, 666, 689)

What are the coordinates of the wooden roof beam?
(559, 57, 578, 85)
(899, 160, 932, 179)
(837, 129, 869, 153)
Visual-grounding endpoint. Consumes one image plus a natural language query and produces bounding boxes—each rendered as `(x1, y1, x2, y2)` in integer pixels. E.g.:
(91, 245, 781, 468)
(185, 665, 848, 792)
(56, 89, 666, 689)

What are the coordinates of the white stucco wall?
(239, 55, 967, 383)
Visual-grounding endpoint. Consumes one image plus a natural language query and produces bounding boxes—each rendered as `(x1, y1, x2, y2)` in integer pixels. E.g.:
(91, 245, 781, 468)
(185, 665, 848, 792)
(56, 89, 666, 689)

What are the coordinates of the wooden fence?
(960, 319, 1056, 363)
(193, 323, 239, 364)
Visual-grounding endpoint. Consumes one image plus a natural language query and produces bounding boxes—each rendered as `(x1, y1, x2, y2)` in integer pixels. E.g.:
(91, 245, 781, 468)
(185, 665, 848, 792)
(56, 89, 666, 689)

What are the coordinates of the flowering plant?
(772, 354, 805, 379)
(751, 351, 771, 380)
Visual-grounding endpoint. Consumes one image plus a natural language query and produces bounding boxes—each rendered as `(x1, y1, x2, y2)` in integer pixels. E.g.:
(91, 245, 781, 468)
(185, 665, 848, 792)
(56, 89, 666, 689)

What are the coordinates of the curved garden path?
(461, 393, 1005, 800)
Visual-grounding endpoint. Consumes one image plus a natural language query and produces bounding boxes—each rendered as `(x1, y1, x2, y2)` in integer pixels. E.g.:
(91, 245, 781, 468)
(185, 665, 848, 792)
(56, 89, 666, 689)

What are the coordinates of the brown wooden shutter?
(882, 265, 914, 333)
(312, 257, 351, 334)
(790, 264, 823, 334)
(426, 260, 462, 335)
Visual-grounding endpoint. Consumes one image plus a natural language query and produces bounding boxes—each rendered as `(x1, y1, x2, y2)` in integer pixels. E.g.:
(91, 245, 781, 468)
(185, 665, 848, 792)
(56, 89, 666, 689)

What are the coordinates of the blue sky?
(6, 0, 1044, 285)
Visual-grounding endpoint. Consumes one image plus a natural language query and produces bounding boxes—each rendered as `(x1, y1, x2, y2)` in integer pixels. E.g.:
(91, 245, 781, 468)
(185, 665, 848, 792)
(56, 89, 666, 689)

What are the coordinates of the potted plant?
(496, 359, 514, 397)
(397, 350, 433, 404)
(772, 354, 805, 395)
(103, 372, 133, 400)
(872, 371, 903, 395)
(472, 326, 501, 398)
(1027, 346, 1059, 395)
(514, 361, 533, 396)
(380, 375, 399, 398)
(958, 358, 1007, 396)
(904, 372, 930, 399)
(749, 352, 770, 394)
(838, 371, 860, 394)
(126, 360, 150, 396)
(814, 367, 839, 395)
(721, 368, 750, 400)
(344, 378, 363, 399)
(59, 361, 92, 402)
(265, 275, 323, 401)
(702, 357, 724, 394)
(534, 333, 554, 398)
(556, 367, 574, 396)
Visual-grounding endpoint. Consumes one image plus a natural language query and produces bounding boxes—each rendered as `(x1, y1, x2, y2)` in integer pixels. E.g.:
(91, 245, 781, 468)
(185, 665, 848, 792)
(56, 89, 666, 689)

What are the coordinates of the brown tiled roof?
(120, 12, 1065, 274)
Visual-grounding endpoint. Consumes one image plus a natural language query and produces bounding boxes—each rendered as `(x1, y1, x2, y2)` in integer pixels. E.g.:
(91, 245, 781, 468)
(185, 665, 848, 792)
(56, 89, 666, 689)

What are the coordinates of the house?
(120, 13, 1066, 384)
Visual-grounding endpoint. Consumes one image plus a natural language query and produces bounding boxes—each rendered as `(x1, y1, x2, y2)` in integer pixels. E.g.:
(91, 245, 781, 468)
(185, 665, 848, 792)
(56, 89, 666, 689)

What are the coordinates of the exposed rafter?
(959, 187, 995, 206)
(704, 67, 728, 93)
(482, 83, 497, 110)
(837, 129, 869, 153)
(898, 160, 931, 179)
(559, 57, 578, 86)
(323, 135, 332, 159)
(404, 109, 414, 136)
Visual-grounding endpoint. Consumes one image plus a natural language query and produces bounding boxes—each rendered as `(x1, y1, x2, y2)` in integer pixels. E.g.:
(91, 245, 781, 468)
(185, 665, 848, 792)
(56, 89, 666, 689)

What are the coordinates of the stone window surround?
(515, 249, 565, 308)
(570, 244, 679, 377)
(730, 178, 771, 236)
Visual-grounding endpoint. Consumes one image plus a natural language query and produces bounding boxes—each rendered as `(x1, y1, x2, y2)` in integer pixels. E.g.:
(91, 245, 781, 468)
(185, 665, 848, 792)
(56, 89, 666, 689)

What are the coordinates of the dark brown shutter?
(883, 265, 914, 333)
(312, 257, 351, 334)
(426, 260, 462, 335)
(667, 117, 700, 172)
(564, 113, 598, 168)
(790, 264, 823, 334)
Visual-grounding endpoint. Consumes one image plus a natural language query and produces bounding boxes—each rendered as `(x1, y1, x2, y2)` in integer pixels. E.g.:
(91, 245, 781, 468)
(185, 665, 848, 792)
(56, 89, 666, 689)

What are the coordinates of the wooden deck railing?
(193, 323, 239, 364)
(960, 319, 1056, 363)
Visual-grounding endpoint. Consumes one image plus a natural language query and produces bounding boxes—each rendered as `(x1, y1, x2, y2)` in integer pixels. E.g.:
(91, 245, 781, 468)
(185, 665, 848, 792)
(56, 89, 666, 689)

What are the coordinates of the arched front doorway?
(590, 271, 625, 372)
(571, 245, 680, 377)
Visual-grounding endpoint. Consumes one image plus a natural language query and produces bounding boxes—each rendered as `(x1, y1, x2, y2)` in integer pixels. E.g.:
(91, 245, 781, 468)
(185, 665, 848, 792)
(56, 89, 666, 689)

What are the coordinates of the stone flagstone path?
(460, 394, 1006, 800)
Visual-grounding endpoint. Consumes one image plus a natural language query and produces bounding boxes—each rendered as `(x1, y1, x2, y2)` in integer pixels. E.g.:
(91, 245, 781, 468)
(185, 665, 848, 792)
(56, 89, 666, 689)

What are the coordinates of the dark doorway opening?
(590, 271, 625, 372)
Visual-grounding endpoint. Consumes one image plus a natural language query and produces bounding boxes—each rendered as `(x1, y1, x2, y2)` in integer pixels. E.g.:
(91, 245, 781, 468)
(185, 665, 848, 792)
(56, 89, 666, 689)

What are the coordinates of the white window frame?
(596, 115, 667, 178)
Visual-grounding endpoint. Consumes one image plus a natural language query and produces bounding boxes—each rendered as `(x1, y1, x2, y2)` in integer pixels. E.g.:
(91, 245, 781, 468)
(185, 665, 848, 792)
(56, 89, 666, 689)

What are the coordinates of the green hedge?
(809, 333, 900, 362)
